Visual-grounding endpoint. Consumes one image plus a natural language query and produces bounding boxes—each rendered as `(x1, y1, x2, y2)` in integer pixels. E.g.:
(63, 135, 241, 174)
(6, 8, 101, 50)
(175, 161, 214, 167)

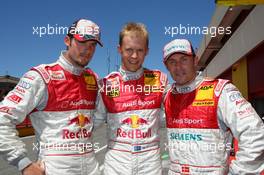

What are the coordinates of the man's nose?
(131, 50, 138, 58)
(174, 61, 183, 70)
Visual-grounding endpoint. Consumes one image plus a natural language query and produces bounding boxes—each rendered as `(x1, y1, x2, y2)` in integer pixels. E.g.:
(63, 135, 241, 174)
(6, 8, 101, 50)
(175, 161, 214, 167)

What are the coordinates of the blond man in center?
(95, 22, 168, 175)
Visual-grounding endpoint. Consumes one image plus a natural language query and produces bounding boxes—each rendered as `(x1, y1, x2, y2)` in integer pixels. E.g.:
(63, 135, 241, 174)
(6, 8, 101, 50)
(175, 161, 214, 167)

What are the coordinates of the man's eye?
(137, 49, 144, 54)
(126, 49, 133, 53)
(168, 60, 176, 64)
(181, 57, 188, 62)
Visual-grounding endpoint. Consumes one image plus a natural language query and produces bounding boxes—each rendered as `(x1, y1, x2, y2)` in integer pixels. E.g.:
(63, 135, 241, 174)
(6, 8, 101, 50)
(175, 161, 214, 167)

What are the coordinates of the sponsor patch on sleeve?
(7, 93, 23, 104)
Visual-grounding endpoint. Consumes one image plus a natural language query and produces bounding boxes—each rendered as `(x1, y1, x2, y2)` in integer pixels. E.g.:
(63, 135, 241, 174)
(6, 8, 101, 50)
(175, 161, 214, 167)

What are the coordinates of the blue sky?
(1, 0, 216, 81)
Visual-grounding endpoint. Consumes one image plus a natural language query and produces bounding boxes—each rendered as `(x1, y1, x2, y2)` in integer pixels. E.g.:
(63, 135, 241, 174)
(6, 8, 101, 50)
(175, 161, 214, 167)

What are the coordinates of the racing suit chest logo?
(62, 114, 92, 139)
(192, 83, 215, 106)
(83, 71, 97, 91)
(144, 72, 160, 87)
(68, 113, 91, 128)
(117, 115, 151, 139)
(170, 132, 202, 141)
(122, 115, 148, 128)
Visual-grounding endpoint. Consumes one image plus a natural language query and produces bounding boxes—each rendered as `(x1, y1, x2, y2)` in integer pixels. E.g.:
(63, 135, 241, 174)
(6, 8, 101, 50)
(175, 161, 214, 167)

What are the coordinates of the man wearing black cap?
(0, 18, 103, 175)
(163, 39, 264, 174)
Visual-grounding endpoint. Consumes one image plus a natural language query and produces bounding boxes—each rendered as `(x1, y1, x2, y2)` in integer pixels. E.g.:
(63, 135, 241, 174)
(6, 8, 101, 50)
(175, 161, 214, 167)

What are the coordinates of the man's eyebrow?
(179, 55, 188, 59)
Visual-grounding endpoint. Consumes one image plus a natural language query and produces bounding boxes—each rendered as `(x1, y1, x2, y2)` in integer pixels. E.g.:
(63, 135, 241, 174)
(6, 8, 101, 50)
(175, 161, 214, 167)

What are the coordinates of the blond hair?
(119, 22, 149, 47)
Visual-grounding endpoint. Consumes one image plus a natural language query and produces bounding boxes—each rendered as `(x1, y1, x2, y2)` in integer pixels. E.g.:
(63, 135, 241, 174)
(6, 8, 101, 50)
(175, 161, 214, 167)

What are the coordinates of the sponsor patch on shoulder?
(195, 84, 214, 100)
(144, 72, 160, 87)
(84, 73, 97, 90)
(48, 70, 66, 80)
(106, 77, 120, 87)
(23, 73, 36, 80)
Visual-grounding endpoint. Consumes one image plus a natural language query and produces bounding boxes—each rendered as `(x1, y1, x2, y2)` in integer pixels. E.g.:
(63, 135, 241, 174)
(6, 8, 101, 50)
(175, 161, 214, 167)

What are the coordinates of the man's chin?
(174, 79, 186, 86)
(76, 62, 88, 68)
(79, 60, 90, 67)
(129, 68, 140, 72)
(124, 65, 141, 72)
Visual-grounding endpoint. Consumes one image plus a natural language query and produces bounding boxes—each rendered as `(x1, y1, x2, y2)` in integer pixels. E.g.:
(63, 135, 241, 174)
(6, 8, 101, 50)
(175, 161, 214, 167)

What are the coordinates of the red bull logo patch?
(116, 128, 151, 139)
(121, 115, 148, 128)
(62, 128, 91, 139)
(68, 113, 91, 128)
(117, 115, 151, 139)
(62, 114, 92, 139)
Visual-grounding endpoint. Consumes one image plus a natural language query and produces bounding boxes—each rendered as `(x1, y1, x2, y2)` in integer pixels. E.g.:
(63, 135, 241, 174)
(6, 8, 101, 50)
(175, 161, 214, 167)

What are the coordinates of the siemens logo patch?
(170, 133, 202, 141)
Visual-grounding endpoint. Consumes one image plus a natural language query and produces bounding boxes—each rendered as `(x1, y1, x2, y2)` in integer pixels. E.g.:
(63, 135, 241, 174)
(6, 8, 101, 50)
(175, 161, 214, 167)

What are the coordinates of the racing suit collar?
(172, 71, 203, 94)
(58, 51, 85, 75)
(119, 66, 144, 81)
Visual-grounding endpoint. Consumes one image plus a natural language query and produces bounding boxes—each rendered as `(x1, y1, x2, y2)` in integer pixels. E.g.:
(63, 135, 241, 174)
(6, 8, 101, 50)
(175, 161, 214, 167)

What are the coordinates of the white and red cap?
(68, 19, 103, 47)
(163, 39, 195, 63)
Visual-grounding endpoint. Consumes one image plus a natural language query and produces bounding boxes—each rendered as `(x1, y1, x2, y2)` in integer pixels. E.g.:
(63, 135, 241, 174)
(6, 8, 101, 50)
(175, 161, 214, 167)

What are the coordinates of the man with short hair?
(0, 18, 103, 175)
(95, 22, 167, 175)
(163, 39, 264, 175)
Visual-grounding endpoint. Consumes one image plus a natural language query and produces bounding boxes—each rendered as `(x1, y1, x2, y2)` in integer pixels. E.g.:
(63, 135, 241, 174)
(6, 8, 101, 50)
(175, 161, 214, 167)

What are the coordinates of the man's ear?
(165, 62, 169, 70)
(145, 47, 149, 56)
(64, 36, 71, 47)
(117, 44, 122, 54)
(194, 56, 199, 66)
